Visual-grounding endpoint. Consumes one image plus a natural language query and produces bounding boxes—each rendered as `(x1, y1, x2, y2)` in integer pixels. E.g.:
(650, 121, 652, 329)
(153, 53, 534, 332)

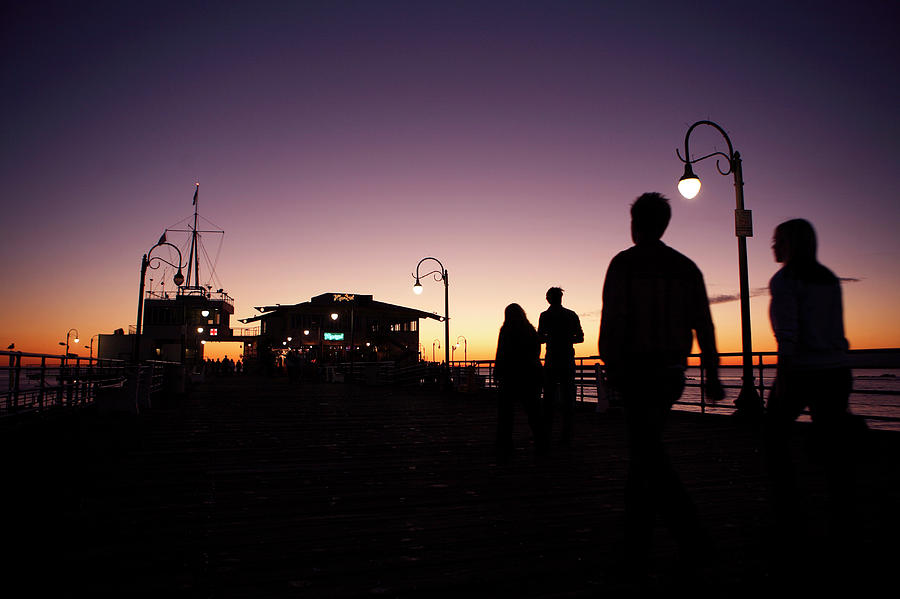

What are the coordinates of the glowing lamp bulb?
(74, 337, 80, 344)
(413, 280, 423, 295)
(331, 313, 339, 321)
(201, 310, 210, 317)
(678, 163, 701, 200)
(197, 327, 204, 333)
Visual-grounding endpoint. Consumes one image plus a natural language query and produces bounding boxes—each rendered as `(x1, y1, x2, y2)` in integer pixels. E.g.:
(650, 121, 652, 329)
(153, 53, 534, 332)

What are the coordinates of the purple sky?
(2, 0, 899, 359)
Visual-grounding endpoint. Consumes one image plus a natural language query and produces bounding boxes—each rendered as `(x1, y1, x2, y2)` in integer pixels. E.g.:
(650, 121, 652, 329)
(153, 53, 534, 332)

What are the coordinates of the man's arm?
(598, 257, 625, 366)
(769, 273, 798, 369)
(572, 312, 584, 344)
(693, 269, 725, 402)
(537, 312, 548, 344)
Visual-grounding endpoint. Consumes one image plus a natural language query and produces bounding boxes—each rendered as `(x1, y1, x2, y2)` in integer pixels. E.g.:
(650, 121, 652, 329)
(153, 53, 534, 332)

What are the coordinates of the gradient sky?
(2, 0, 899, 361)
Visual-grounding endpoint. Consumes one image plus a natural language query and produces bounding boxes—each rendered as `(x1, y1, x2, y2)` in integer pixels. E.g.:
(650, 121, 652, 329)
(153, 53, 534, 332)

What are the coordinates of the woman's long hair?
(774, 218, 837, 284)
(502, 303, 535, 334)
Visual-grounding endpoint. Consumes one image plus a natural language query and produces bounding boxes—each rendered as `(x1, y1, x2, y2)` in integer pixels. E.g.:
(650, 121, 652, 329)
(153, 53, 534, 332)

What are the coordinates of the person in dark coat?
(599, 192, 724, 575)
(538, 287, 584, 446)
(495, 303, 544, 461)
(765, 218, 863, 561)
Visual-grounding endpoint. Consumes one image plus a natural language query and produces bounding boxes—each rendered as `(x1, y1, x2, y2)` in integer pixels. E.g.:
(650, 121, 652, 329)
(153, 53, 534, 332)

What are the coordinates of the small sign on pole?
(735, 209, 753, 237)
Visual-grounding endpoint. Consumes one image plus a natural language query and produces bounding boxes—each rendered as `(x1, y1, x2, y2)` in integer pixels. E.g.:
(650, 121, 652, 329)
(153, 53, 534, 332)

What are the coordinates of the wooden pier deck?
(5, 375, 899, 596)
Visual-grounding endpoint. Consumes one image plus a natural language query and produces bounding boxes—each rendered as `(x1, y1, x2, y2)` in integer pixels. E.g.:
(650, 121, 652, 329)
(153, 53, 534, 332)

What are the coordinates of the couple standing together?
(495, 191, 855, 570)
(495, 285, 584, 460)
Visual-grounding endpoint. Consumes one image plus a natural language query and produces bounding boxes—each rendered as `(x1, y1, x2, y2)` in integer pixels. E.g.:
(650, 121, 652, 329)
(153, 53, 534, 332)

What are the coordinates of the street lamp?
(135, 233, 186, 362)
(455, 335, 467, 363)
(84, 333, 100, 361)
(412, 257, 450, 365)
(432, 339, 441, 363)
(60, 328, 79, 364)
(677, 120, 763, 418)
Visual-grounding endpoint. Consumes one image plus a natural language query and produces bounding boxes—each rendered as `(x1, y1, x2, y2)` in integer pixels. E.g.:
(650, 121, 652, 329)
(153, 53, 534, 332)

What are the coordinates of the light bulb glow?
(678, 176, 701, 199)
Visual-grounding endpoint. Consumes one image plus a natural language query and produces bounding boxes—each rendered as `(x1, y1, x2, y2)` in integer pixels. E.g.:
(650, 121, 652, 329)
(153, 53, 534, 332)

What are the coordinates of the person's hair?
(631, 192, 671, 240)
(774, 218, 817, 265)
(502, 303, 535, 332)
(774, 218, 838, 284)
(546, 287, 564, 304)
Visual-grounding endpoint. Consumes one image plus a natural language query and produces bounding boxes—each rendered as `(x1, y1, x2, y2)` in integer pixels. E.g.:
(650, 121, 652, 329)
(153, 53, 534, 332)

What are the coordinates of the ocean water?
(675, 368, 900, 431)
(474, 366, 900, 432)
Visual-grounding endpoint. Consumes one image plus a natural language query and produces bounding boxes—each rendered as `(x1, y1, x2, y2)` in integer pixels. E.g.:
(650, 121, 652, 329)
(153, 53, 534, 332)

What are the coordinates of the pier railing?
(445, 348, 900, 426)
(1, 351, 183, 417)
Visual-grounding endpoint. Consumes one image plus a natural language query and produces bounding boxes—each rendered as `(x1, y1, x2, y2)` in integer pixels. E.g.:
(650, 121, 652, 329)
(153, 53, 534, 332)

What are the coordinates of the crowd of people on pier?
(202, 355, 242, 377)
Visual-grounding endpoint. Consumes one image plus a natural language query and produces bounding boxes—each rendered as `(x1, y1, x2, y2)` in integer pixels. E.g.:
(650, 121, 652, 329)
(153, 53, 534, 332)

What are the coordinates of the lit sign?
(333, 294, 355, 302)
(324, 332, 344, 341)
(210, 328, 218, 337)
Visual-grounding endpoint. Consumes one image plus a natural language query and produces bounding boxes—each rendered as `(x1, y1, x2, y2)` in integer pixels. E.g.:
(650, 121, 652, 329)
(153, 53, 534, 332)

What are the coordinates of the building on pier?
(238, 293, 441, 365)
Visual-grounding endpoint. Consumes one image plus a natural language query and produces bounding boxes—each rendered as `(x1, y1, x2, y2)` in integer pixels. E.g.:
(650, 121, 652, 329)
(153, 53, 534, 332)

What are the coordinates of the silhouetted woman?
(766, 218, 861, 548)
(494, 303, 544, 460)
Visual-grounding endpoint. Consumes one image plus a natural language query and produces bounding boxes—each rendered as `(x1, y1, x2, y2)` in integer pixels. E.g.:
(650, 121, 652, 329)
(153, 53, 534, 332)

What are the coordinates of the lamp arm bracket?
(415, 256, 445, 277)
(146, 256, 182, 271)
(147, 241, 186, 269)
(413, 268, 446, 282)
(676, 148, 734, 176)
(678, 120, 737, 177)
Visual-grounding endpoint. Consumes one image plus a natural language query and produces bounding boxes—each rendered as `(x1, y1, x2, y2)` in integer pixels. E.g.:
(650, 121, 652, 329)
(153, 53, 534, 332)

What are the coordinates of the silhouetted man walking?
(598, 192, 724, 574)
(538, 287, 584, 448)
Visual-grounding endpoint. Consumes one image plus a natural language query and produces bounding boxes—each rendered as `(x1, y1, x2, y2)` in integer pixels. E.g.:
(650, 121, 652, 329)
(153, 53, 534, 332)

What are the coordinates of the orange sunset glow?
(1, 2, 897, 362)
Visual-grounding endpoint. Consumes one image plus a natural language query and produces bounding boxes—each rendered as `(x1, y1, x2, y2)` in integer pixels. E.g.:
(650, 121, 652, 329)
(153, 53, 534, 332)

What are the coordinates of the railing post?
(578, 358, 584, 402)
(39, 356, 46, 409)
(12, 352, 21, 412)
(757, 354, 766, 400)
(699, 361, 706, 414)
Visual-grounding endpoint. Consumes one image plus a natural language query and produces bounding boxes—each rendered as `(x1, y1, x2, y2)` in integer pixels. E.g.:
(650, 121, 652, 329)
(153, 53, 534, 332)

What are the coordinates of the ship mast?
(186, 182, 201, 289)
(166, 182, 224, 294)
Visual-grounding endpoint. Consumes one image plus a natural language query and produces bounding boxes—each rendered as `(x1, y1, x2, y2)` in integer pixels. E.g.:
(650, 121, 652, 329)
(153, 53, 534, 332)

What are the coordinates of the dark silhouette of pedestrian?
(764, 219, 863, 561)
(598, 192, 725, 575)
(494, 303, 543, 461)
(537, 287, 584, 447)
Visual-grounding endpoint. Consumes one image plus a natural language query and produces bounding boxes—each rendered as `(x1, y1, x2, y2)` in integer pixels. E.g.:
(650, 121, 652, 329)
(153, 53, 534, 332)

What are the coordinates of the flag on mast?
(192, 183, 199, 205)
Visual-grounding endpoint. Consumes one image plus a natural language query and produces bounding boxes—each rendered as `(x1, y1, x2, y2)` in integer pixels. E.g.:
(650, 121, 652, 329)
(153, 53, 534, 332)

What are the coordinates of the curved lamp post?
(432, 339, 441, 363)
(84, 333, 100, 361)
(677, 120, 762, 417)
(412, 257, 450, 365)
(454, 335, 467, 363)
(60, 328, 80, 365)
(135, 234, 186, 362)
